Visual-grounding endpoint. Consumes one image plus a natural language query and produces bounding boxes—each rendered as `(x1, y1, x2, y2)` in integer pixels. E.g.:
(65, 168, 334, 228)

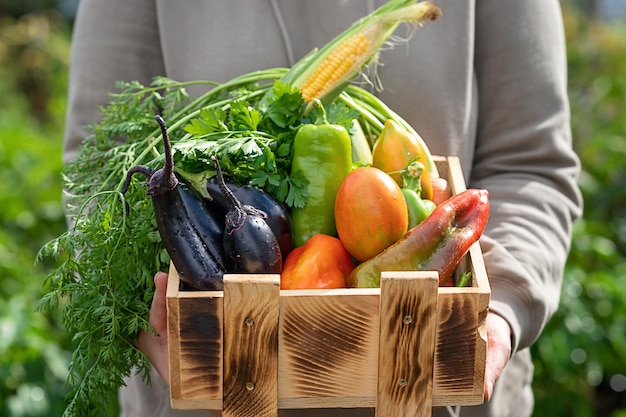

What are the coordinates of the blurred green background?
(0, 1, 624, 416)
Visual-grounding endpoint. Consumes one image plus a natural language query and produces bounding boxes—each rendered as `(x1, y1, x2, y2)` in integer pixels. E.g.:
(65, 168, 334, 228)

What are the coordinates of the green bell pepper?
(290, 103, 353, 247)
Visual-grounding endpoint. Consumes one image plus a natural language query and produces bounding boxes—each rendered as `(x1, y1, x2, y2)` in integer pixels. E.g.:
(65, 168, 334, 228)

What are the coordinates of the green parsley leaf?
(184, 107, 228, 136)
(228, 100, 262, 131)
(262, 81, 305, 128)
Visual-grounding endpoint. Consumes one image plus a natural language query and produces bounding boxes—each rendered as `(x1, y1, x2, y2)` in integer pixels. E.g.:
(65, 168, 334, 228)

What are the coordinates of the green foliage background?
(0, 10, 73, 416)
(0, 3, 624, 417)
(531, 7, 626, 417)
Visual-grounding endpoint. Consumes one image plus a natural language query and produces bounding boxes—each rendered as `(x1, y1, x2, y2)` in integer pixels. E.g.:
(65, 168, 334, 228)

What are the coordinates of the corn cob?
(285, 0, 441, 105)
(299, 30, 373, 102)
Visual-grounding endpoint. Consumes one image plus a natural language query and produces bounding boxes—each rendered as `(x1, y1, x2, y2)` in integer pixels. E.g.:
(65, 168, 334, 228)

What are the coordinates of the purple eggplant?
(211, 156, 282, 274)
(122, 115, 225, 290)
(206, 176, 292, 260)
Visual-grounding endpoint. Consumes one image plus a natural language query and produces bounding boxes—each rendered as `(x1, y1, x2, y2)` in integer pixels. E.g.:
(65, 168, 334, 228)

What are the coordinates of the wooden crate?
(166, 156, 490, 417)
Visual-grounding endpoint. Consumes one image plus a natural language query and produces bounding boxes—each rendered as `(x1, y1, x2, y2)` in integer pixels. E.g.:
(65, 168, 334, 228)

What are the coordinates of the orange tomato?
(334, 167, 408, 261)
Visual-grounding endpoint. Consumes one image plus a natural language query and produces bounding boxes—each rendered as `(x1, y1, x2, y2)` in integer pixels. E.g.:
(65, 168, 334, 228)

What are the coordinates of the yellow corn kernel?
(300, 31, 372, 102)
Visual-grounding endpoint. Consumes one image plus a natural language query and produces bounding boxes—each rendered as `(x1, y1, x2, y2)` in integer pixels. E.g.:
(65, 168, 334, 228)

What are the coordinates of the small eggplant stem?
(212, 156, 246, 228)
(121, 115, 179, 200)
(155, 115, 174, 180)
(121, 165, 154, 194)
(146, 116, 178, 196)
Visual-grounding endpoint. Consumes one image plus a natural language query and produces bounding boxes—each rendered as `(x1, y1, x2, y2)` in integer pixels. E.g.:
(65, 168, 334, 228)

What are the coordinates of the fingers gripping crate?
(166, 156, 491, 416)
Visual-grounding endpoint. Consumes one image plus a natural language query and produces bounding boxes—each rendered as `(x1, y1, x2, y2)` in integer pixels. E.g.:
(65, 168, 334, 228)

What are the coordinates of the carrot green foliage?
(36, 74, 357, 416)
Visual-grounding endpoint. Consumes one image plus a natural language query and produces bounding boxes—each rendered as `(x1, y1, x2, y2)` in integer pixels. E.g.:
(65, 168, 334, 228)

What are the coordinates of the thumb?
(150, 271, 169, 335)
(484, 313, 512, 401)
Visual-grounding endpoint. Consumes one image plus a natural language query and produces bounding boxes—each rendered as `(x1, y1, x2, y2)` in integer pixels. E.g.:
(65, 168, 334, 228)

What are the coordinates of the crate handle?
(222, 274, 281, 417)
(376, 271, 439, 417)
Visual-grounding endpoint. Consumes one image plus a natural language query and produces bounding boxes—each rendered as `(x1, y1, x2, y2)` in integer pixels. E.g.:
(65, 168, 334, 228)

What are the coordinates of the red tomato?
(334, 167, 408, 261)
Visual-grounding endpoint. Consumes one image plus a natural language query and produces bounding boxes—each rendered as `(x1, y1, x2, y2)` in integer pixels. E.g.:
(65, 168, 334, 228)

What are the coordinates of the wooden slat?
(167, 264, 223, 410)
(277, 288, 380, 409)
(432, 241, 489, 406)
(376, 271, 439, 417)
(222, 274, 280, 417)
(166, 264, 182, 402)
(440, 156, 467, 195)
(432, 289, 484, 405)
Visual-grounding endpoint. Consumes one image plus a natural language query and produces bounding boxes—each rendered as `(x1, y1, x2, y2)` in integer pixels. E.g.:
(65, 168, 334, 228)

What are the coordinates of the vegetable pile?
(36, 1, 490, 415)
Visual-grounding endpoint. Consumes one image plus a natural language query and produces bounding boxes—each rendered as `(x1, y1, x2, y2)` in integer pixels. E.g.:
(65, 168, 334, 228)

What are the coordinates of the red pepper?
(280, 234, 355, 290)
(346, 188, 490, 288)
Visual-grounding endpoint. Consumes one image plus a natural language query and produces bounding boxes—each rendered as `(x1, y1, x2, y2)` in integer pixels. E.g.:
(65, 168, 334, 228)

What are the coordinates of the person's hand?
(484, 312, 512, 401)
(136, 271, 170, 385)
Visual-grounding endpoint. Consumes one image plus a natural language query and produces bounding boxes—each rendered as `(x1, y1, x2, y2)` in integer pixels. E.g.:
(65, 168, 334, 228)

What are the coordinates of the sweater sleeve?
(472, 0, 582, 354)
(63, 0, 165, 163)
